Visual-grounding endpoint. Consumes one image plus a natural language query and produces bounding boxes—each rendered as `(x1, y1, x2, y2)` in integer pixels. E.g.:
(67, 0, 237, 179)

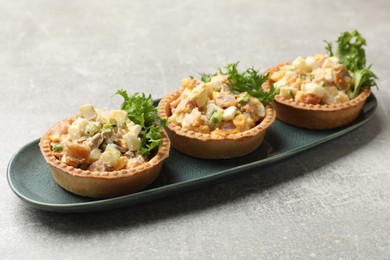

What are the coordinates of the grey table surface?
(1, 0, 389, 259)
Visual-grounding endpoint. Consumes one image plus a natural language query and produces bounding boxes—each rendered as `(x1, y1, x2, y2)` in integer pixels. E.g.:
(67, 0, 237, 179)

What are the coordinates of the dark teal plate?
(7, 94, 377, 213)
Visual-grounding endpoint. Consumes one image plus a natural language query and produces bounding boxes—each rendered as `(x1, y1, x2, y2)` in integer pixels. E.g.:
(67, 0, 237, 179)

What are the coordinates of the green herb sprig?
(199, 62, 275, 104)
(200, 73, 215, 83)
(325, 30, 378, 98)
(115, 90, 166, 159)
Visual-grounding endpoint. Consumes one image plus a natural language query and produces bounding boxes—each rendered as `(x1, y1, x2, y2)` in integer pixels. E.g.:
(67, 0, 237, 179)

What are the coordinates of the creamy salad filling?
(49, 104, 145, 171)
(169, 75, 266, 135)
(271, 54, 355, 105)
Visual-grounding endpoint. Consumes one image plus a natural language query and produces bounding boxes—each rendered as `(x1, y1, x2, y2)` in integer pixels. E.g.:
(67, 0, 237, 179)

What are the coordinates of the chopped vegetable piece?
(238, 93, 250, 104)
(52, 144, 64, 151)
(210, 110, 223, 125)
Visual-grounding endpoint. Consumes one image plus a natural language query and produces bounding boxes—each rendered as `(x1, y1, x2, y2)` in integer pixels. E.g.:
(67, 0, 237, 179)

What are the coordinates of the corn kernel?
(233, 114, 246, 129)
(49, 135, 60, 142)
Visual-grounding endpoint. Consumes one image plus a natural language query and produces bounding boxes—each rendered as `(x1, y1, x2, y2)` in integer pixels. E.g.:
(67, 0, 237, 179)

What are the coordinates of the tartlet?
(39, 93, 170, 198)
(265, 31, 377, 129)
(265, 61, 371, 129)
(158, 66, 276, 159)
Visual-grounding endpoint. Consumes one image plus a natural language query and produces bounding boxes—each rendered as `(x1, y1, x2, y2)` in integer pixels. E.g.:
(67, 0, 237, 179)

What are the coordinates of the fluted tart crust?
(158, 89, 276, 159)
(266, 62, 371, 129)
(39, 119, 170, 198)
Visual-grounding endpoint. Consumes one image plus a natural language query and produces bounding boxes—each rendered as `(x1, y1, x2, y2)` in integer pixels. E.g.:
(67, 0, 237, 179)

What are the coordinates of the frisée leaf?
(115, 90, 166, 159)
(199, 62, 275, 104)
(324, 30, 378, 97)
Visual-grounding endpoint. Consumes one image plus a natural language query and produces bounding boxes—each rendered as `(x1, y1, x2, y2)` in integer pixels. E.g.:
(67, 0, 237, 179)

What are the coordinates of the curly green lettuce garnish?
(200, 73, 215, 84)
(115, 90, 166, 159)
(199, 62, 276, 104)
(352, 66, 377, 98)
(325, 30, 378, 98)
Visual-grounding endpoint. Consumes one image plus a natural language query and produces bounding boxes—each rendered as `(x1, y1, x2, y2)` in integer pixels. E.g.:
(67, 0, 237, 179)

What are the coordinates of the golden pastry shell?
(158, 89, 276, 159)
(39, 118, 170, 198)
(265, 63, 372, 129)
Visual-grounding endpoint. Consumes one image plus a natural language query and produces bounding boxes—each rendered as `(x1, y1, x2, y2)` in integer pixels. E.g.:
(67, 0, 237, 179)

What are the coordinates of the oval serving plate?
(7, 94, 377, 213)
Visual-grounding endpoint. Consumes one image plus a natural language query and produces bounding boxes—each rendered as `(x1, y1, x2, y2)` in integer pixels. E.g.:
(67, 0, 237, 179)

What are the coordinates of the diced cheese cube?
(182, 108, 201, 128)
(223, 106, 237, 121)
(305, 56, 319, 71)
(311, 68, 322, 78)
(79, 104, 97, 120)
(95, 108, 108, 123)
(109, 110, 128, 124)
(101, 151, 118, 166)
(191, 84, 208, 107)
(302, 83, 325, 98)
(123, 133, 141, 151)
(68, 125, 80, 140)
(89, 148, 102, 162)
(206, 79, 223, 92)
(68, 118, 89, 141)
(193, 83, 204, 93)
(324, 68, 334, 81)
(129, 124, 142, 136)
(292, 56, 309, 72)
(322, 57, 339, 68)
(322, 86, 338, 104)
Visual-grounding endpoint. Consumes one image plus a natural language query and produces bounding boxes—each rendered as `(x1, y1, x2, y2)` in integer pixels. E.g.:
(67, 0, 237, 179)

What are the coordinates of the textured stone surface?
(1, 0, 389, 259)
